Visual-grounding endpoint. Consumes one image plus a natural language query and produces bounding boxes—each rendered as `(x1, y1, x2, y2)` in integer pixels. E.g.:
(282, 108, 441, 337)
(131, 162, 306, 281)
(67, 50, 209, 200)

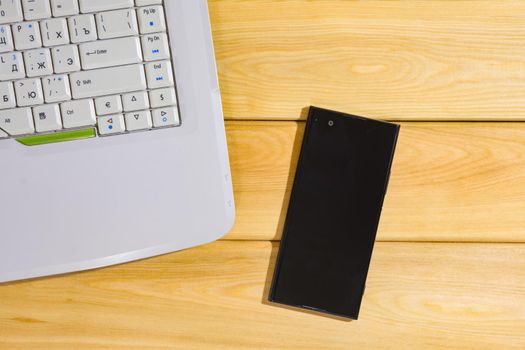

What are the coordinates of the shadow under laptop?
(261, 106, 352, 322)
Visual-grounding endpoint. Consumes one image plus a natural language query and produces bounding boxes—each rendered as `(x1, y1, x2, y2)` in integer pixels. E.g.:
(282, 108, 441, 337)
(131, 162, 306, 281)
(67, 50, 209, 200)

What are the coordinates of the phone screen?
(269, 107, 399, 319)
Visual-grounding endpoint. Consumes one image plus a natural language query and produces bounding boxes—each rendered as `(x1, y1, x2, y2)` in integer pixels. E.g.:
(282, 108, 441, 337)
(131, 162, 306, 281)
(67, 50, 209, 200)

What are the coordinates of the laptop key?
(79, 36, 142, 70)
(22, 0, 52, 20)
(145, 60, 173, 89)
(0, 81, 16, 109)
(152, 106, 179, 128)
(0, 25, 14, 53)
(33, 103, 62, 132)
(0, 52, 25, 80)
(14, 78, 44, 107)
(149, 87, 176, 108)
(95, 8, 138, 39)
(60, 99, 96, 129)
(122, 91, 149, 112)
(0, 0, 23, 25)
(79, 0, 133, 13)
(70, 64, 147, 99)
(50, 0, 79, 17)
(97, 114, 125, 135)
(0, 107, 34, 135)
(125, 110, 152, 131)
(137, 5, 165, 34)
(13, 21, 42, 50)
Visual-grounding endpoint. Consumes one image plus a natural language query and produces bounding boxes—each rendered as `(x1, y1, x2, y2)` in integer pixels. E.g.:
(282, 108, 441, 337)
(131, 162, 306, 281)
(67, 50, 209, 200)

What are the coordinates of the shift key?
(70, 64, 147, 99)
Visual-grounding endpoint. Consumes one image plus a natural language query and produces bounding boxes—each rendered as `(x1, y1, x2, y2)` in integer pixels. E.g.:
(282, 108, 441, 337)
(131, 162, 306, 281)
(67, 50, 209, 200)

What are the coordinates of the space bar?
(70, 64, 147, 99)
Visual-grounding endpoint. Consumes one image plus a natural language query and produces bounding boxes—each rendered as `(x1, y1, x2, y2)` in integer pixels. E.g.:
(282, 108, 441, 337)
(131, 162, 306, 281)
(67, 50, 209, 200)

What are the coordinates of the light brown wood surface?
(2, 1, 525, 349)
(225, 121, 525, 242)
(1, 241, 524, 350)
(211, 0, 525, 121)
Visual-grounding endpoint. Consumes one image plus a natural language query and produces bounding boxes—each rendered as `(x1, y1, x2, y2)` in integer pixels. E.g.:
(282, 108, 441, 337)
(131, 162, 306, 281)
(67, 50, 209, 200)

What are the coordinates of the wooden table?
(2, 1, 525, 348)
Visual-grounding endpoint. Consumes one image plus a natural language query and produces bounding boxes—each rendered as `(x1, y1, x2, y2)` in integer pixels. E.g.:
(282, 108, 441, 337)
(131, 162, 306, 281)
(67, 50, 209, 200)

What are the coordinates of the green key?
(16, 128, 97, 146)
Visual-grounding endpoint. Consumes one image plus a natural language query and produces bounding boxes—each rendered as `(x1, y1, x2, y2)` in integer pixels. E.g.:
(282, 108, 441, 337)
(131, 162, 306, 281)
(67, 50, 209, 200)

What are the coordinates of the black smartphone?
(269, 106, 400, 320)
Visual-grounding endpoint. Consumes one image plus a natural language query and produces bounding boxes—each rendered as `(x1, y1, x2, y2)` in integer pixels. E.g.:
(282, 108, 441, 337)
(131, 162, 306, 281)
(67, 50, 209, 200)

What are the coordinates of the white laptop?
(0, 0, 235, 282)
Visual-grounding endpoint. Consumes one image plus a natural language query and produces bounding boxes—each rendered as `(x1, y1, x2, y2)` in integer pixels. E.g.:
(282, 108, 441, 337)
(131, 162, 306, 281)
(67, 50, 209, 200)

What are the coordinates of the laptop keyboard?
(0, 0, 179, 145)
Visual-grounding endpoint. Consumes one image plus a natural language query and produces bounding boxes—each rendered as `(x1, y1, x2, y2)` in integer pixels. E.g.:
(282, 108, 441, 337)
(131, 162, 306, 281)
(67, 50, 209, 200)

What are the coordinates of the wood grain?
(2, 2, 524, 349)
(225, 121, 525, 242)
(0, 241, 523, 350)
(209, 0, 525, 121)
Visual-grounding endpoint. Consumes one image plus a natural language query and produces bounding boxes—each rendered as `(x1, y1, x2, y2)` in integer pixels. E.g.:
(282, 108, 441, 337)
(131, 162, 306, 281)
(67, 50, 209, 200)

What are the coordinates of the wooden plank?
(209, 0, 525, 121)
(0, 241, 523, 349)
(225, 121, 525, 242)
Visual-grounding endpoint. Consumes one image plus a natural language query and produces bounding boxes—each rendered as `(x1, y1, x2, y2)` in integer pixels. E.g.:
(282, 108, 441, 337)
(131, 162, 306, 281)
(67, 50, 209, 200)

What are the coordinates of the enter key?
(79, 36, 143, 70)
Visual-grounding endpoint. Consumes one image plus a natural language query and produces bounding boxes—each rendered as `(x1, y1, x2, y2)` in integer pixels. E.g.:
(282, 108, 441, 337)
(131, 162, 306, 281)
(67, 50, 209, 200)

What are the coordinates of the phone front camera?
(328, 120, 334, 127)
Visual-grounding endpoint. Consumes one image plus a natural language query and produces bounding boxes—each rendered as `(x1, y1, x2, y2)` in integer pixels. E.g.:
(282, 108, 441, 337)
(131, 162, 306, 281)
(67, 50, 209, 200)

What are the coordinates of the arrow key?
(97, 114, 125, 136)
(122, 91, 149, 112)
(125, 110, 152, 132)
(152, 107, 179, 128)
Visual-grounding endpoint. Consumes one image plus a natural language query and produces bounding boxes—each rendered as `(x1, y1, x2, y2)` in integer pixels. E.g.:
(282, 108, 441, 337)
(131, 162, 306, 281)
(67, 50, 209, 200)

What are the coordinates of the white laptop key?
(79, 36, 142, 70)
(0, 51, 25, 80)
(42, 74, 71, 103)
(125, 109, 151, 131)
(24, 48, 53, 77)
(0, 107, 34, 135)
(15, 78, 44, 106)
(137, 5, 165, 34)
(141, 33, 170, 61)
(135, 0, 162, 6)
(152, 106, 179, 128)
(95, 94, 122, 115)
(96, 8, 138, 39)
(14, 78, 43, 106)
(0, 0, 23, 25)
(68, 14, 97, 43)
(0, 25, 14, 53)
(50, 0, 79, 17)
(149, 87, 176, 108)
(122, 90, 149, 111)
(0, 81, 15, 109)
(13, 21, 42, 50)
(51, 44, 81, 73)
(22, 0, 52, 20)
(60, 98, 96, 128)
(80, 0, 133, 13)
(71, 64, 147, 99)
(33, 103, 61, 132)
(97, 114, 125, 135)
(40, 18, 69, 47)
(145, 60, 173, 89)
